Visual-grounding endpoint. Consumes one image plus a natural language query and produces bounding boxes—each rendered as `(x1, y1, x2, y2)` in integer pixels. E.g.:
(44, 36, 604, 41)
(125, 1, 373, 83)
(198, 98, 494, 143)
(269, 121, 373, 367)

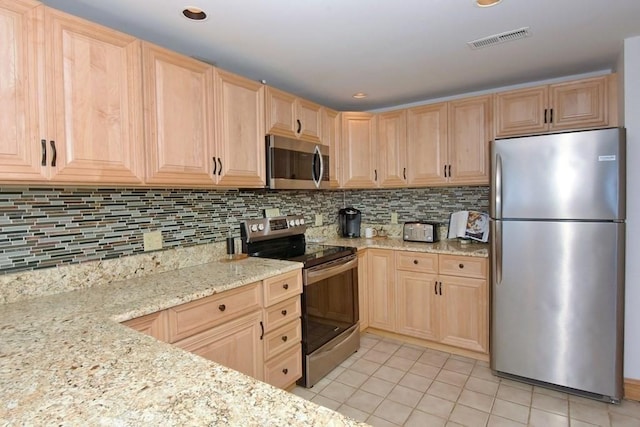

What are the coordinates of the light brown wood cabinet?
(323, 108, 342, 188)
(341, 112, 378, 188)
(122, 310, 169, 342)
(0, 3, 145, 185)
(495, 74, 617, 137)
(357, 249, 369, 331)
(377, 110, 408, 187)
(406, 103, 448, 186)
(364, 249, 489, 354)
(265, 86, 322, 144)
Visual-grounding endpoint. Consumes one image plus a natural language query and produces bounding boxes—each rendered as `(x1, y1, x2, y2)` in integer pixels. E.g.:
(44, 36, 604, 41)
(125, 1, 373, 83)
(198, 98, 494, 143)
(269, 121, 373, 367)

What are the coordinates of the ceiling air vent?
(467, 27, 531, 49)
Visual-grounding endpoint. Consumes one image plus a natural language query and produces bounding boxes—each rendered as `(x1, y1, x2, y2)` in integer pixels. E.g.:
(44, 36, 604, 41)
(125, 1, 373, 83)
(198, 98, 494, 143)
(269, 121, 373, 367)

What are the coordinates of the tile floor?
(291, 333, 640, 427)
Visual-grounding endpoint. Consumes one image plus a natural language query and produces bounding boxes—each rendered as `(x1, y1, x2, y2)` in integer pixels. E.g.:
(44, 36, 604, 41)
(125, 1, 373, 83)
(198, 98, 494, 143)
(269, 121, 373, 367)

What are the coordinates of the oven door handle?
(305, 255, 357, 286)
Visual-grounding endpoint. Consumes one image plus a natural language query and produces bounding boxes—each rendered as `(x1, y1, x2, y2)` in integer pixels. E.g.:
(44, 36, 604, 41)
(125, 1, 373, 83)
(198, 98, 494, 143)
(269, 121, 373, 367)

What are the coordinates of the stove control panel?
(241, 215, 306, 242)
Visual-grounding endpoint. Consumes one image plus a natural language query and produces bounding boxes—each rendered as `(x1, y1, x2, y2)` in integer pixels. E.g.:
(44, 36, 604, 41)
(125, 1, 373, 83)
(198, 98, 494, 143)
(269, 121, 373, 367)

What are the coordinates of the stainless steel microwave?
(266, 135, 330, 190)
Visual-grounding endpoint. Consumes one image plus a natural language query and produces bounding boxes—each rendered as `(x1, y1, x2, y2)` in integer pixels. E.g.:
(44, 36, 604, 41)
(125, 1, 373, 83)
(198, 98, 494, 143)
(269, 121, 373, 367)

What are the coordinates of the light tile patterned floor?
(291, 332, 640, 427)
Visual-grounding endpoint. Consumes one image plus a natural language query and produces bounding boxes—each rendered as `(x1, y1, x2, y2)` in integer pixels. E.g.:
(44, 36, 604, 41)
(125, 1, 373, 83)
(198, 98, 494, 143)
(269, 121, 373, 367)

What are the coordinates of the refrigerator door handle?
(494, 153, 503, 219)
(493, 220, 502, 285)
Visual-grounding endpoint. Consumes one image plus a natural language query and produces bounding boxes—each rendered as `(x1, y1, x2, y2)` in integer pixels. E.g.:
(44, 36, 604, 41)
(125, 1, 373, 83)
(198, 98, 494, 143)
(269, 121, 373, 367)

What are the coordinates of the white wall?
(622, 36, 640, 380)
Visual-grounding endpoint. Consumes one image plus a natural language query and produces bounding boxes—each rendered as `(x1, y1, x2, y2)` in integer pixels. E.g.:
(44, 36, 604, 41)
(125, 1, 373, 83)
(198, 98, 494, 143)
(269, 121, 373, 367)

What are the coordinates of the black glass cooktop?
(244, 234, 355, 268)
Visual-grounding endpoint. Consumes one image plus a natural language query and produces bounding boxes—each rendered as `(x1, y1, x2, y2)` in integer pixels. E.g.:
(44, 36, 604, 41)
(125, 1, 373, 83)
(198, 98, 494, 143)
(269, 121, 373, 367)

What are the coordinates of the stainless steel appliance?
(490, 127, 626, 403)
(403, 221, 440, 243)
(241, 215, 359, 388)
(266, 135, 329, 189)
(338, 207, 361, 238)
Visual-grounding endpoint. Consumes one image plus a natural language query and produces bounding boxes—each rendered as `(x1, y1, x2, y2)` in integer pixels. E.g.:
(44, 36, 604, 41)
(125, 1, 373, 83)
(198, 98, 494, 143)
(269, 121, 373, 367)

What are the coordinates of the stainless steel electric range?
(241, 215, 360, 388)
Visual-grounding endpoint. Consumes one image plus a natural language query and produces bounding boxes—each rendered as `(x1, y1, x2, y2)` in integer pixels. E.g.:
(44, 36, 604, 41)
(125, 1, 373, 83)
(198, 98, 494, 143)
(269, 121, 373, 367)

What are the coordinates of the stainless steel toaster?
(403, 221, 439, 243)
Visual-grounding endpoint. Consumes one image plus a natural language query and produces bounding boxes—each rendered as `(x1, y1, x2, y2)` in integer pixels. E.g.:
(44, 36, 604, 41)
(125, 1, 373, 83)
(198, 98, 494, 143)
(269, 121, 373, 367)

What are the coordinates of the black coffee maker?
(338, 207, 361, 238)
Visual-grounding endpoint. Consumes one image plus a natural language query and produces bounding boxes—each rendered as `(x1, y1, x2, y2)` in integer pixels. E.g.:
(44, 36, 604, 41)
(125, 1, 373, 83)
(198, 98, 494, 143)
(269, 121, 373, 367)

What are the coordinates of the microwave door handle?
(312, 145, 322, 188)
(305, 256, 357, 285)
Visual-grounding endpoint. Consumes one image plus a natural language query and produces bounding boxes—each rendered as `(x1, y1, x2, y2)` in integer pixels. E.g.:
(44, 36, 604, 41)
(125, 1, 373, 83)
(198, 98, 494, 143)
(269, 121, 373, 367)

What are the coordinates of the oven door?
(302, 254, 359, 355)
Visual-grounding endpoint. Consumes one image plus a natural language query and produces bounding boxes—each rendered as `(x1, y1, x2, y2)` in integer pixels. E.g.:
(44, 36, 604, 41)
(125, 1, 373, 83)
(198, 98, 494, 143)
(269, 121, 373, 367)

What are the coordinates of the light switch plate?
(315, 214, 323, 226)
(391, 212, 399, 224)
(264, 208, 280, 218)
(143, 230, 163, 252)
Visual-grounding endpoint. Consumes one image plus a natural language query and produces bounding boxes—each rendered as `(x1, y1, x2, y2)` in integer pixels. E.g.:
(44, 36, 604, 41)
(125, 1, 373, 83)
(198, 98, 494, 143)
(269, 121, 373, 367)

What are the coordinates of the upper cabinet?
(406, 103, 448, 186)
(495, 74, 617, 137)
(377, 110, 408, 187)
(265, 87, 322, 144)
(341, 112, 377, 188)
(323, 108, 342, 188)
(142, 43, 216, 186)
(0, 3, 145, 185)
(213, 69, 265, 188)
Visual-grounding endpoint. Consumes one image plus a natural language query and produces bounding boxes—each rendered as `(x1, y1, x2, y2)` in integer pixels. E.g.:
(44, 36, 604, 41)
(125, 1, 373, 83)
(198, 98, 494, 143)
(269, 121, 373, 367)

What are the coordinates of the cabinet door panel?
(214, 70, 265, 187)
(342, 113, 377, 188)
(494, 86, 548, 137)
(265, 86, 296, 138)
(298, 99, 322, 143)
(550, 76, 608, 131)
(46, 9, 144, 183)
(448, 95, 491, 185)
(324, 109, 342, 187)
(377, 110, 407, 187)
(0, 1, 44, 181)
(406, 103, 447, 186)
(396, 271, 438, 340)
(357, 250, 369, 330)
(143, 43, 214, 185)
(367, 249, 395, 331)
(439, 275, 487, 353)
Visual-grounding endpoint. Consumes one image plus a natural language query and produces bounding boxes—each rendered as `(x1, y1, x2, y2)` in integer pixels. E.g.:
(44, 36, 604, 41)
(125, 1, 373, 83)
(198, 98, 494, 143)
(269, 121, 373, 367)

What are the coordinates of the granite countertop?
(319, 236, 489, 258)
(0, 257, 367, 426)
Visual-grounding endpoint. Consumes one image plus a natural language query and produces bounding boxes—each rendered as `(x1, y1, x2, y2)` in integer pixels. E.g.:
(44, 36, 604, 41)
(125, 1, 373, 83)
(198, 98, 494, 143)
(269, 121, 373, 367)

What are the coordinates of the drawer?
(396, 251, 438, 273)
(438, 254, 488, 279)
(263, 269, 302, 307)
(264, 345, 302, 389)
(263, 296, 301, 332)
(167, 282, 261, 343)
(264, 320, 302, 360)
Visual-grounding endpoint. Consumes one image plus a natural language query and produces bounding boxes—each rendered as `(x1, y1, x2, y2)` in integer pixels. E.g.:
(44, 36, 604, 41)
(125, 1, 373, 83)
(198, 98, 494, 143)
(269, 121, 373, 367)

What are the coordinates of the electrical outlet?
(315, 214, 323, 226)
(391, 212, 398, 224)
(143, 230, 163, 252)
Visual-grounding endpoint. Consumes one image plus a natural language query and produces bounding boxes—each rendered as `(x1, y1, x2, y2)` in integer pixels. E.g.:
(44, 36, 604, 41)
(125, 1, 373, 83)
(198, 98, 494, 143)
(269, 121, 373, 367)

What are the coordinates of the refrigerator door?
(491, 128, 625, 221)
(491, 219, 625, 399)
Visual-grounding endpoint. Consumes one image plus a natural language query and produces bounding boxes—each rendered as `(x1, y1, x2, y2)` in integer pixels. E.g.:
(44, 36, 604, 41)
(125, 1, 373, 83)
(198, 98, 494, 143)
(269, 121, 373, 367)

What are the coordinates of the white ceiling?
(40, 0, 640, 111)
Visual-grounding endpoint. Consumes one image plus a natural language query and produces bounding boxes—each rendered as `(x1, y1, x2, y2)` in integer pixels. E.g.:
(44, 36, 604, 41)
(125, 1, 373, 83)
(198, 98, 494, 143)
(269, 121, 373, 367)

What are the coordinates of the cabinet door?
(367, 249, 395, 331)
(323, 108, 342, 187)
(549, 76, 609, 131)
(439, 275, 488, 353)
(396, 270, 439, 341)
(142, 43, 215, 186)
(213, 69, 265, 187)
(297, 99, 323, 144)
(0, 0, 45, 182)
(174, 311, 264, 380)
(342, 112, 377, 188)
(406, 103, 448, 186)
(357, 250, 369, 331)
(45, 9, 144, 184)
(448, 95, 491, 185)
(377, 110, 407, 187)
(494, 86, 548, 137)
(265, 86, 297, 138)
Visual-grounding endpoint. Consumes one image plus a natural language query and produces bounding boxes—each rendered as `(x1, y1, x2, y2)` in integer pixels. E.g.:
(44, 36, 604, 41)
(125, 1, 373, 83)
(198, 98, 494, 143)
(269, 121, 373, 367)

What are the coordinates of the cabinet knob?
(413, 259, 418, 265)
(218, 304, 226, 312)
(281, 335, 288, 342)
(283, 283, 289, 290)
(282, 368, 289, 375)
(281, 309, 287, 316)
(459, 263, 464, 269)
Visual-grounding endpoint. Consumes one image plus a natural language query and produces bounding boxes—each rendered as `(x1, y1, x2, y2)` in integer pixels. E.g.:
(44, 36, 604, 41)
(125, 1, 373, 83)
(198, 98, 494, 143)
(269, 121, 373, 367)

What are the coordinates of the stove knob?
(294, 219, 300, 226)
(250, 224, 258, 232)
(289, 220, 295, 227)
(258, 224, 265, 231)
(300, 218, 305, 225)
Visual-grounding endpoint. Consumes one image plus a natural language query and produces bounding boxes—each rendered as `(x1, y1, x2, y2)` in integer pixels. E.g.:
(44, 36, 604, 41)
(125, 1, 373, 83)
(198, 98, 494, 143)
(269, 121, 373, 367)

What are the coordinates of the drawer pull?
(282, 368, 288, 375)
(281, 335, 288, 342)
(281, 309, 287, 316)
(413, 259, 418, 265)
(459, 263, 464, 269)
(218, 304, 226, 312)
(283, 283, 289, 290)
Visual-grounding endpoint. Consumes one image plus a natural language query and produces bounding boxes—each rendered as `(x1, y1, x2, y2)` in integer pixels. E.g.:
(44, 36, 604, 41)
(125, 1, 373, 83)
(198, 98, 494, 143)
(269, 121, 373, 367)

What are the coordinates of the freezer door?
(491, 128, 625, 221)
(490, 220, 624, 399)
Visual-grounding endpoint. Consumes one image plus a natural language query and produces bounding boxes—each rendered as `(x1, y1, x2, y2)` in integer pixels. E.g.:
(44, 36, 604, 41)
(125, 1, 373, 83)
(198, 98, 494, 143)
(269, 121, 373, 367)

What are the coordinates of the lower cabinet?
(364, 248, 489, 354)
(122, 310, 169, 342)
(357, 249, 369, 330)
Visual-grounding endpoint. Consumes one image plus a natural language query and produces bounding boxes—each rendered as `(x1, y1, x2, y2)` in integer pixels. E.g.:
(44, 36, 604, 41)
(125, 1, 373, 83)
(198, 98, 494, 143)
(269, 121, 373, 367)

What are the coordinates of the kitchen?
(1, 0, 640, 425)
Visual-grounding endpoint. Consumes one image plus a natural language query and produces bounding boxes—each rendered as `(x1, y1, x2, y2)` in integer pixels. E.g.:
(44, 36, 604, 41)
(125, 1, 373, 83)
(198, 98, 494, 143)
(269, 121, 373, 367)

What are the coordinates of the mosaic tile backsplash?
(0, 186, 488, 274)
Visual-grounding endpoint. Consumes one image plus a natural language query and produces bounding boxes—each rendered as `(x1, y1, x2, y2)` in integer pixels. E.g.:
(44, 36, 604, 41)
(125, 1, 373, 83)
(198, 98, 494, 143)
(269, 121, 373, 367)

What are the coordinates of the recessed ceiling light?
(182, 6, 207, 21)
(352, 92, 368, 99)
(476, 0, 503, 7)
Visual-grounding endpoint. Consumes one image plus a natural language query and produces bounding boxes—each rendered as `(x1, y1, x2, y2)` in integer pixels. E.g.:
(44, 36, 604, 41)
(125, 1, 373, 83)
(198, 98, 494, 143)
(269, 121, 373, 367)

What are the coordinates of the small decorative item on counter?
(226, 230, 235, 258)
(447, 210, 489, 242)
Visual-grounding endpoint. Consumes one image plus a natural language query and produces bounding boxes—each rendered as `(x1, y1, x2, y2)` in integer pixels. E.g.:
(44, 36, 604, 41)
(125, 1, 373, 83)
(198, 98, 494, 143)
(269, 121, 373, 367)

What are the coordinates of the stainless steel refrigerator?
(490, 127, 626, 403)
